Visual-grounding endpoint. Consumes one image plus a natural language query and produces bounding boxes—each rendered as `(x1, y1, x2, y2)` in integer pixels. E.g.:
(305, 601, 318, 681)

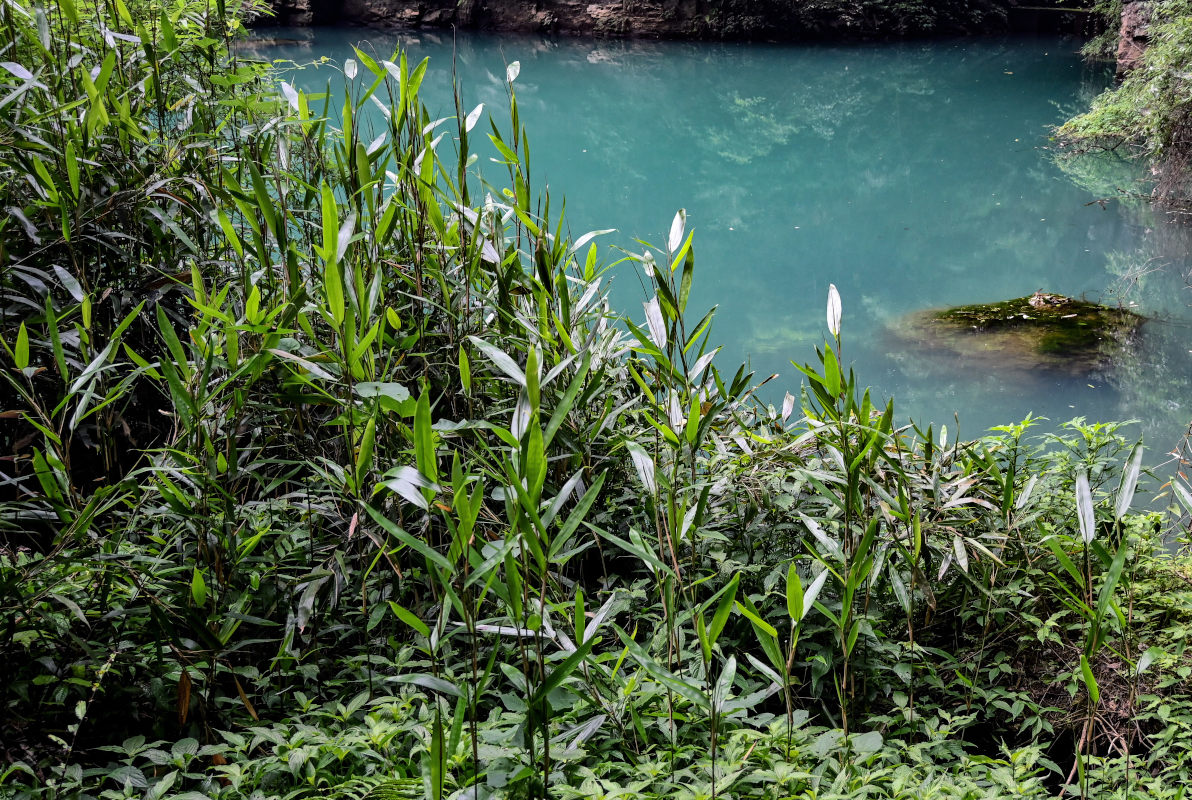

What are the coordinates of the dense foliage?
(4, 1, 1192, 799)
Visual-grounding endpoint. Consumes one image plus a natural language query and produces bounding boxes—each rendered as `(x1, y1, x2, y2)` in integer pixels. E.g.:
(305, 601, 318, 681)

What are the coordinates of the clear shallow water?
(250, 28, 1192, 450)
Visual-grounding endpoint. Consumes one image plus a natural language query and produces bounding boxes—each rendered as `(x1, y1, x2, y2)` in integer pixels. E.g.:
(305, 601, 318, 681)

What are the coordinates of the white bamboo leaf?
(266, 348, 335, 381)
(279, 81, 299, 111)
(952, 535, 969, 573)
(464, 102, 484, 133)
(826, 283, 841, 337)
(668, 209, 686, 253)
(467, 336, 526, 386)
(1015, 474, 1038, 510)
(1076, 472, 1095, 543)
(1116, 443, 1144, 520)
(781, 392, 796, 423)
(511, 389, 531, 440)
(802, 569, 830, 620)
(688, 347, 719, 379)
(1, 62, 34, 80)
(379, 466, 437, 510)
(799, 512, 842, 562)
(627, 442, 656, 494)
(570, 229, 615, 255)
(643, 296, 666, 350)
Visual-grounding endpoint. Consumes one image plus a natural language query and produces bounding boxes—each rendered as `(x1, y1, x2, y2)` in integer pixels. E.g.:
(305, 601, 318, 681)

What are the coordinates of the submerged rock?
(895, 293, 1145, 374)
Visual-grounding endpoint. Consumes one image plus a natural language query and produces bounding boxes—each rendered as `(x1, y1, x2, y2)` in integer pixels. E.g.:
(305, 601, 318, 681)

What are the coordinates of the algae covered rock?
(896, 292, 1145, 374)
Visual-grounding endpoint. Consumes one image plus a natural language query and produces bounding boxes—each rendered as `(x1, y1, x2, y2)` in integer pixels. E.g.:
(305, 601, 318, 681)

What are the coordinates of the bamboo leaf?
(388, 601, 430, 638)
(14, 323, 28, 370)
(668, 209, 686, 253)
(643, 296, 666, 350)
(467, 336, 526, 386)
(190, 569, 207, 607)
(414, 389, 438, 487)
(464, 102, 484, 132)
(802, 570, 829, 621)
(707, 573, 740, 649)
(364, 505, 452, 573)
(826, 283, 842, 338)
(785, 563, 803, 622)
(735, 600, 778, 640)
(530, 635, 598, 704)
(1076, 472, 1095, 544)
(1080, 653, 1100, 705)
(1116, 442, 1144, 520)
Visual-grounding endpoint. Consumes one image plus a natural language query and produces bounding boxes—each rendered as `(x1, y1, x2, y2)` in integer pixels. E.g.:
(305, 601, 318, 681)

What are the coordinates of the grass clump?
(3, 1, 1192, 800)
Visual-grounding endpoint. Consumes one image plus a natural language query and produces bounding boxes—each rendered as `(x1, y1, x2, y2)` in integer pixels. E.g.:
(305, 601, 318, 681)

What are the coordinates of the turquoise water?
(251, 28, 1192, 450)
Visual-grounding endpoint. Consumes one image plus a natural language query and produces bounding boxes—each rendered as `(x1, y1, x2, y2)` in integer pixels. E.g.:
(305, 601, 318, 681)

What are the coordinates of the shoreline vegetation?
(4, 1, 1192, 799)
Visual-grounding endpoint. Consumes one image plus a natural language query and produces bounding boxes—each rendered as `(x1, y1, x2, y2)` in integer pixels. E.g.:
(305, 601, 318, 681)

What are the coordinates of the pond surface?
(251, 27, 1192, 451)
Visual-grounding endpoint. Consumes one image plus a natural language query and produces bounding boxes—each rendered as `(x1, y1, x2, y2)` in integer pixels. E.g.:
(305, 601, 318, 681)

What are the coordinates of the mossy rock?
(896, 293, 1144, 374)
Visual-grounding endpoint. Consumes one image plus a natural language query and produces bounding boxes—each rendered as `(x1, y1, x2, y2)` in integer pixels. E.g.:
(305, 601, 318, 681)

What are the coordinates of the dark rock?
(261, 0, 1011, 40)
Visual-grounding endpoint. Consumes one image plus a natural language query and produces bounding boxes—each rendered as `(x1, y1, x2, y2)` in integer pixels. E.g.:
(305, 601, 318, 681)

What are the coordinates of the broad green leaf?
(707, 573, 740, 650)
(190, 569, 208, 607)
(388, 601, 430, 638)
(364, 505, 452, 573)
(414, 389, 438, 487)
(785, 563, 803, 622)
(530, 635, 598, 704)
(1080, 653, 1100, 705)
(14, 323, 28, 370)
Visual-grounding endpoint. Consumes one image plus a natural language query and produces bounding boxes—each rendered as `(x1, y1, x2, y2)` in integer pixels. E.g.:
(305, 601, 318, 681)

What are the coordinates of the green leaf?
(14, 323, 28, 370)
(531, 635, 598, 704)
(734, 600, 777, 640)
(388, 601, 430, 638)
(852, 730, 883, 755)
(677, 244, 695, 312)
(551, 471, 606, 559)
(414, 388, 438, 487)
(526, 421, 545, 502)
(393, 673, 460, 697)
(822, 346, 841, 398)
(459, 346, 471, 394)
(364, 505, 451, 573)
(190, 569, 208, 607)
(614, 625, 708, 709)
(707, 573, 739, 650)
(785, 563, 803, 622)
(1080, 653, 1100, 705)
(1046, 537, 1085, 589)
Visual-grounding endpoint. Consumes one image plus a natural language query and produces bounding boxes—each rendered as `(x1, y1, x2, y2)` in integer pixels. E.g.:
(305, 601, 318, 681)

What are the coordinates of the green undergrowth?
(4, 1, 1192, 799)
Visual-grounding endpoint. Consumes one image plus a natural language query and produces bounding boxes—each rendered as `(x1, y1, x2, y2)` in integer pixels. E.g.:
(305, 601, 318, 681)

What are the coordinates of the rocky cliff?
(1116, 1, 1152, 75)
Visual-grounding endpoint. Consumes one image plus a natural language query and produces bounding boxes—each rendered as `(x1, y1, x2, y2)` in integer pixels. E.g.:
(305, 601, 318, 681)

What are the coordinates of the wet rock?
(895, 293, 1145, 374)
